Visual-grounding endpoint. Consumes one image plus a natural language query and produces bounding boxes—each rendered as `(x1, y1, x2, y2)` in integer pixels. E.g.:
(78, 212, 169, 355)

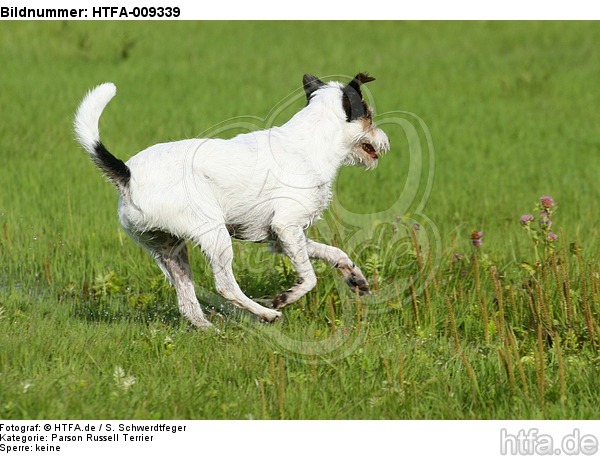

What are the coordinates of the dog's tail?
(74, 82, 130, 191)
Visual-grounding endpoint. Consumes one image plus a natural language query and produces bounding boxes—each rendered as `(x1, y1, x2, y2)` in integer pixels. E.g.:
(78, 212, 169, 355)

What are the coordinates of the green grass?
(1, 21, 599, 419)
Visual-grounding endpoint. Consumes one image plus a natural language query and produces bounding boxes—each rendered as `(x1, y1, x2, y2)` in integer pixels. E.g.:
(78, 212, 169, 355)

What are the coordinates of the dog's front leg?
(271, 224, 317, 310)
(306, 239, 371, 296)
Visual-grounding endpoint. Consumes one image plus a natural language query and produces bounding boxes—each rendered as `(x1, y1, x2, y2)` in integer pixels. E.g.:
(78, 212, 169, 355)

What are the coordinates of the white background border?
(3, 0, 600, 19)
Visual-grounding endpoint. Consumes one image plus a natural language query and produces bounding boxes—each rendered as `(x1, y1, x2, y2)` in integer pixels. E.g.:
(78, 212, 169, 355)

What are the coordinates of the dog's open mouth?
(361, 142, 378, 159)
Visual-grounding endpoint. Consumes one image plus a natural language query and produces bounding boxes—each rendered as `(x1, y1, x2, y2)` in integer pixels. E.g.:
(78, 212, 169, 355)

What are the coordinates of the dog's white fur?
(74, 75, 389, 329)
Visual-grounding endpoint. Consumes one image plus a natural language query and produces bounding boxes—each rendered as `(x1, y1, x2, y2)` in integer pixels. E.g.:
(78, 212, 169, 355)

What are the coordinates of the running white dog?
(74, 73, 389, 329)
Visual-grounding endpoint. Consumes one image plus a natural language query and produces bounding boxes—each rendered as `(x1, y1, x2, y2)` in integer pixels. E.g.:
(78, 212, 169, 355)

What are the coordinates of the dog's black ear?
(348, 73, 375, 92)
(303, 74, 325, 102)
(342, 73, 375, 121)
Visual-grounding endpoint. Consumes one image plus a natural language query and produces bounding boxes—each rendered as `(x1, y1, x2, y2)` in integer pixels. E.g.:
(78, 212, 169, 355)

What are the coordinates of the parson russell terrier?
(74, 73, 390, 329)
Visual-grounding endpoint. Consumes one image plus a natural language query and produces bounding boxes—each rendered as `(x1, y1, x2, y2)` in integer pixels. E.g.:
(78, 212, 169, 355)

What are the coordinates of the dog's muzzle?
(361, 126, 390, 160)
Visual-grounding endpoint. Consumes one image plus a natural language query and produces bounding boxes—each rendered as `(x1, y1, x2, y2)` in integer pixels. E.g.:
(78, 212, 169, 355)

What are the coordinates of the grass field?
(1, 21, 599, 419)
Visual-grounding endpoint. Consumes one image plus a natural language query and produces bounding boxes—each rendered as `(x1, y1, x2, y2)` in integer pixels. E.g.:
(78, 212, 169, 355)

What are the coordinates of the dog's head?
(303, 73, 390, 169)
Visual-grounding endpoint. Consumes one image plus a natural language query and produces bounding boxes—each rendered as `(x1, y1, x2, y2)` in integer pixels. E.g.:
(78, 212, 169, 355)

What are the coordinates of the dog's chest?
(281, 180, 333, 227)
(311, 182, 334, 216)
(222, 177, 333, 242)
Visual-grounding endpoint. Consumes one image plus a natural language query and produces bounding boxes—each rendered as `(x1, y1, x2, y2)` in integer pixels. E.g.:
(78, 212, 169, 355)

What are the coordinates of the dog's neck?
(275, 90, 350, 183)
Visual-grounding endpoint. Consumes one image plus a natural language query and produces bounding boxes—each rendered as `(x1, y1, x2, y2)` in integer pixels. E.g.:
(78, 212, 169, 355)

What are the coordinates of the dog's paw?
(191, 318, 217, 331)
(261, 308, 282, 323)
(272, 291, 291, 310)
(345, 269, 371, 296)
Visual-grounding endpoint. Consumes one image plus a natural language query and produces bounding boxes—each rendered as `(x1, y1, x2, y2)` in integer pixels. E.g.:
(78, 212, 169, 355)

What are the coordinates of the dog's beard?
(342, 150, 378, 170)
(346, 125, 390, 170)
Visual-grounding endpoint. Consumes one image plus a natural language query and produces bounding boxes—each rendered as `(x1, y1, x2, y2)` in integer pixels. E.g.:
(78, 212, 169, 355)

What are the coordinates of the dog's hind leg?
(160, 244, 214, 329)
(195, 225, 282, 323)
(271, 224, 318, 310)
(306, 239, 370, 296)
(133, 231, 213, 329)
